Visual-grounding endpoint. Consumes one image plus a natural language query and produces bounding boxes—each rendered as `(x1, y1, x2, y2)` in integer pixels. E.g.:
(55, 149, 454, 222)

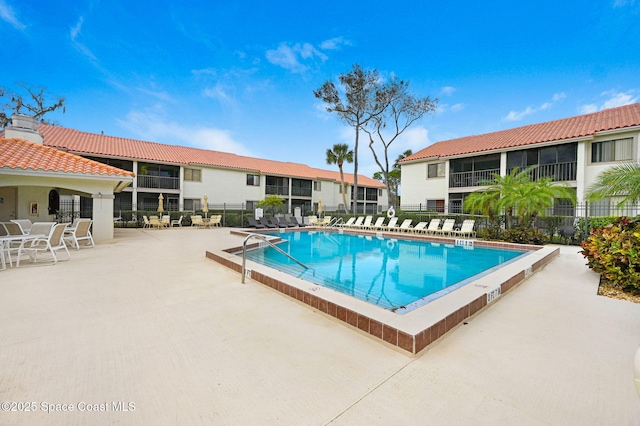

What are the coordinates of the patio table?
(0, 234, 45, 270)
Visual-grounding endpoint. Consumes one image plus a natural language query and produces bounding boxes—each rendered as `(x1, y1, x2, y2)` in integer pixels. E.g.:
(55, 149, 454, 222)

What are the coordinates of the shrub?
(501, 226, 550, 245)
(580, 217, 640, 290)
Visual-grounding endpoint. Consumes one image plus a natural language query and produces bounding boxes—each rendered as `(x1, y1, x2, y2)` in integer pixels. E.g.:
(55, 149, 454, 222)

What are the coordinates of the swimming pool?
(242, 230, 529, 313)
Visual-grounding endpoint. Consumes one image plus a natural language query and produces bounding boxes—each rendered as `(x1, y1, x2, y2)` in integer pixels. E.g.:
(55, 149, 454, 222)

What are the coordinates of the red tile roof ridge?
(38, 124, 384, 187)
(0, 138, 135, 178)
(402, 102, 640, 162)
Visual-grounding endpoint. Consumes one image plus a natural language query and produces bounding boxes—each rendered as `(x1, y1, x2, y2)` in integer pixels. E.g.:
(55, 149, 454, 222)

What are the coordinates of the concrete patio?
(0, 228, 638, 425)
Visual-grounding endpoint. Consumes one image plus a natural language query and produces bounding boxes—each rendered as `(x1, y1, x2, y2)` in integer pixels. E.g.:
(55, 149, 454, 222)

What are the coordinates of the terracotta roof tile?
(39, 125, 383, 187)
(0, 138, 135, 178)
(402, 103, 640, 162)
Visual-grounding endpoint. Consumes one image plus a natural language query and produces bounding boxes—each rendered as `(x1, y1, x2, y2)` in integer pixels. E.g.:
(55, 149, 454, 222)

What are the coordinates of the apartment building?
(400, 103, 640, 216)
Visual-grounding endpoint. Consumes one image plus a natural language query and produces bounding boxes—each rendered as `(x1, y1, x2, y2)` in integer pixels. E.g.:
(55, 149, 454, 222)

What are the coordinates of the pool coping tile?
(206, 229, 559, 355)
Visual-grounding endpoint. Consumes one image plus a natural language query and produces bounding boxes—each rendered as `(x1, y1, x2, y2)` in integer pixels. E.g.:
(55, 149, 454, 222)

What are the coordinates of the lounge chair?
(357, 216, 373, 230)
(247, 217, 265, 229)
(63, 219, 94, 249)
(171, 215, 184, 227)
(411, 222, 429, 234)
(143, 215, 151, 228)
(380, 217, 399, 231)
(338, 217, 356, 228)
(348, 216, 365, 229)
(17, 223, 71, 266)
(433, 218, 456, 236)
(278, 217, 295, 228)
(307, 215, 319, 226)
(451, 220, 476, 238)
(161, 215, 171, 228)
(289, 217, 307, 227)
(397, 219, 413, 232)
(259, 217, 277, 228)
(370, 217, 386, 230)
(424, 218, 441, 235)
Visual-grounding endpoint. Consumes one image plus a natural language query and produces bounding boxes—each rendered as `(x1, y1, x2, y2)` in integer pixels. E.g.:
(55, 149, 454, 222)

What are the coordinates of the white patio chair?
(64, 219, 95, 249)
(433, 218, 456, 236)
(17, 223, 71, 266)
(171, 215, 184, 227)
(28, 222, 56, 236)
(10, 219, 32, 234)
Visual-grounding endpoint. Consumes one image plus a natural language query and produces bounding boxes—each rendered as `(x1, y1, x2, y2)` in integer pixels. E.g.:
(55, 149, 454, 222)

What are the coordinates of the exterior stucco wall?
(400, 161, 448, 206)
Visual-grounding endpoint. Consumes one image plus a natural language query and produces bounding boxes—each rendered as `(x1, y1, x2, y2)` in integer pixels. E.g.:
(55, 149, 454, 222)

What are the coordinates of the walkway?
(0, 228, 638, 425)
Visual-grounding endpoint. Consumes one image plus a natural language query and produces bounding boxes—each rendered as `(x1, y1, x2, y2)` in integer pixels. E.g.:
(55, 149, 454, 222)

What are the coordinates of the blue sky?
(2, 0, 639, 178)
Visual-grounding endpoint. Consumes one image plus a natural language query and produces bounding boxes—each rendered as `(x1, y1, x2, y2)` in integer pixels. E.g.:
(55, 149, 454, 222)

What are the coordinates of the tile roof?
(39, 125, 384, 188)
(0, 137, 135, 178)
(402, 103, 640, 162)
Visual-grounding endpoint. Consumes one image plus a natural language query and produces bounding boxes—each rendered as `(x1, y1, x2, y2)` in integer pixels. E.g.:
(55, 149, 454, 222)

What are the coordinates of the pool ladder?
(241, 233, 315, 284)
(326, 217, 343, 228)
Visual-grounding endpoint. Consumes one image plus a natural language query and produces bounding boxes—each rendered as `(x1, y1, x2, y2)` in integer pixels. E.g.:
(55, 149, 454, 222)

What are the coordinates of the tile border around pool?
(206, 228, 560, 355)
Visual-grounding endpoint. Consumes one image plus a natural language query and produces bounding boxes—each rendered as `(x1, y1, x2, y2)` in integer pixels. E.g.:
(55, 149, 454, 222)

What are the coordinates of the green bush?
(477, 225, 549, 245)
(580, 217, 640, 290)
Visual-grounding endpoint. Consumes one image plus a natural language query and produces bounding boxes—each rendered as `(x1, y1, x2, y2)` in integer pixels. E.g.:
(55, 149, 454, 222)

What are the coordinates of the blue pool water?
(243, 230, 528, 313)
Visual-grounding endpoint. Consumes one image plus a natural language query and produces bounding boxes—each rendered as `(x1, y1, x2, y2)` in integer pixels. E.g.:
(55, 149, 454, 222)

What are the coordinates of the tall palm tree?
(326, 143, 354, 213)
(586, 162, 640, 207)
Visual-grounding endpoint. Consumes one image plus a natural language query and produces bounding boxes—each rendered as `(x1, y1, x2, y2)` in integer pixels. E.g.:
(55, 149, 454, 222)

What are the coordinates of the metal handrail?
(241, 233, 314, 283)
(327, 217, 343, 228)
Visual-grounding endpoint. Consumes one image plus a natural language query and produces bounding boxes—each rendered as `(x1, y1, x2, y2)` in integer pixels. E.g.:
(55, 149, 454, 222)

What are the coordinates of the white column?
(92, 193, 115, 242)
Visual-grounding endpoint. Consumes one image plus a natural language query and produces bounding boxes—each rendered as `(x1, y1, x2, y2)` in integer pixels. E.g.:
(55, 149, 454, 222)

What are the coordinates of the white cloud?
(117, 108, 252, 156)
(450, 103, 465, 112)
(0, 0, 26, 30)
(266, 42, 328, 73)
(440, 86, 456, 96)
(320, 37, 351, 50)
(503, 92, 566, 122)
(69, 16, 97, 62)
(579, 89, 638, 113)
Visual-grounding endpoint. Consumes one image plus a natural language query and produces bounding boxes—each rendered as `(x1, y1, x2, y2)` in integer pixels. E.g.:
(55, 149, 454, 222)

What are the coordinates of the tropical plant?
(464, 166, 576, 229)
(326, 143, 354, 213)
(585, 162, 640, 207)
(581, 217, 640, 290)
(257, 195, 284, 216)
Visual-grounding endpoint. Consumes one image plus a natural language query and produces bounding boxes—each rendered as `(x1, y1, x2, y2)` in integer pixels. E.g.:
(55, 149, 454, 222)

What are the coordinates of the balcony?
(507, 162, 577, 182)
(449, 168, 500, 188)
(137, 175, 180, 190)
(265, 185, 289, 196)
(291, 187, 312, 197)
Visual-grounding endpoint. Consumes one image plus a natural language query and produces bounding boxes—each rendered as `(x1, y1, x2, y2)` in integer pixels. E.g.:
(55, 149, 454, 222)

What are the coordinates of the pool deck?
(1, 228, 639, 425)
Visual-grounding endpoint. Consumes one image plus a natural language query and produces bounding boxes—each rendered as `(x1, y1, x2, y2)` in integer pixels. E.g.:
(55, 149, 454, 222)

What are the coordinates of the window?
(246, 174, 260, 186)
(184, 199, 200, 211)
(246, 201, 258, 210)
(314, 181, 321, 191)
(184, 168, 201, 182)
(426, 199, 445, 213)
(592, 138, 633, 163)
(427, 162, 445, 178)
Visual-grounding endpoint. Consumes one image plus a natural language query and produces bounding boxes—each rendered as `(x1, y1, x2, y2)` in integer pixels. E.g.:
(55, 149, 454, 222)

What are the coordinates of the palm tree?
(326, 143, 354, 213)
(464, 166, 576, 228)
(586, 162, 640, 207)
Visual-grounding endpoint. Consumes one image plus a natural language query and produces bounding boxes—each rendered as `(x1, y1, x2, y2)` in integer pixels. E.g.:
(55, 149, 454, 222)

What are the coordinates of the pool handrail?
(327, 217, 343, 228)
(241, 233, 315, 284)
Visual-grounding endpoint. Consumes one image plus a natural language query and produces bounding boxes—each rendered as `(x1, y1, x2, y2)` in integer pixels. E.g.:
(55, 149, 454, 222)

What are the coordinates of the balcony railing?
(291, 187, 312, 197)
(137, 175, 180, 190)
(265, 185, 289, 196)
(507, 162, 577, 182)
(449, 168, 500, 188)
